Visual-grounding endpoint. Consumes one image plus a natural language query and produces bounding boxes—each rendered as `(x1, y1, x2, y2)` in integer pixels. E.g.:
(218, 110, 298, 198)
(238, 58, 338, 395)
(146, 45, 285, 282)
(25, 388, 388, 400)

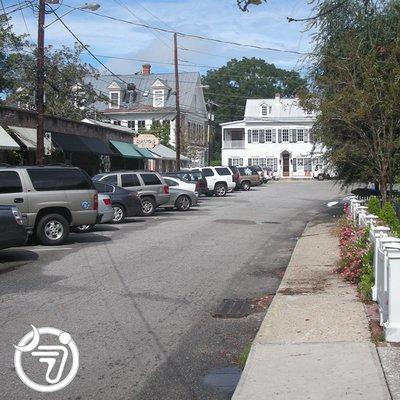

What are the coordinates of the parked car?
(93, 181, 142, 223)
(261, 167, 274, 183)
(165, 170, 207, 195)
(0, 205, 27, 250)
(0, 166, 99, 245)
(162, 177, 198, 211)
(313, 165, 336, 181)
(227, 166, 241, 189)
(163, 176, 198, 196)
(250, 165, 264, 181)
(236, 166, 262, 190)
(93, 171, 169, 216)
(199, 166, 236, 197)
(73, 193, 114, 232)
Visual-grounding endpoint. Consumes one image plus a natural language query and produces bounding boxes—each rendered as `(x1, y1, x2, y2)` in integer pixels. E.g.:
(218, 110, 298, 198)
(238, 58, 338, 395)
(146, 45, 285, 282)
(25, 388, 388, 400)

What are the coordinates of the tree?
(202, 57, 306, 160)
(304, 0, 400, 202)
(5, 43, 104, 121)
(148, 120, 171, 146)
(237, 0, 266, 11)
(0, 15, 27, 95)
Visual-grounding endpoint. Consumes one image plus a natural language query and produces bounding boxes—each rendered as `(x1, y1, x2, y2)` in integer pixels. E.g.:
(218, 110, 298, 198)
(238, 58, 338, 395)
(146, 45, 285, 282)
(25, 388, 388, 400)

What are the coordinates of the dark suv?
(0, 166, 98, 245)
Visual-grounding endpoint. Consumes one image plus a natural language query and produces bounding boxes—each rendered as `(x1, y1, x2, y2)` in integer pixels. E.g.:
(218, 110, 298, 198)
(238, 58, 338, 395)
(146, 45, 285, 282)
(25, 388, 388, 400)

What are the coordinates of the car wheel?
(317, 173, 325, 181)
(36, 213, 69, 246)
(112, 204, 126, 223)
(241, 181, 251, 191)
(72, 224, 94, 233)
(214, 183, 227, 197)
(141, 197, 156, 216)
(175, 195, 191, 211)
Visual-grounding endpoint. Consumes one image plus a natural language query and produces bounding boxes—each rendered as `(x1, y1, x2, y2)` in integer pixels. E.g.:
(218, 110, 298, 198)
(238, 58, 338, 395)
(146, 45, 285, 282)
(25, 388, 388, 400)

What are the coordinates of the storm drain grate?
(212, 299, 251, 319)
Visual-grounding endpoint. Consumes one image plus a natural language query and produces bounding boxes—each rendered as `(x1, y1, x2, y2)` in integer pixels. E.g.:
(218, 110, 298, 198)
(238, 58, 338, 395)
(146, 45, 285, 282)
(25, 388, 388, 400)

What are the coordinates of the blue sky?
(5, 0, 314, 76)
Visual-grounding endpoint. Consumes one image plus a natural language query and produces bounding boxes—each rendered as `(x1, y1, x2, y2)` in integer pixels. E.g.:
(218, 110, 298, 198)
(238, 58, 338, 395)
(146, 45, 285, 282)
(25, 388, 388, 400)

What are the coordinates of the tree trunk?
(380, 175, 388, 204)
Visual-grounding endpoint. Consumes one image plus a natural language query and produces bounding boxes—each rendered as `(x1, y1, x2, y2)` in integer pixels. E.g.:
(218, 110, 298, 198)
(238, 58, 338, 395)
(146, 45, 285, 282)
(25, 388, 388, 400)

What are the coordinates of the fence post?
(384, 251, 400, 342)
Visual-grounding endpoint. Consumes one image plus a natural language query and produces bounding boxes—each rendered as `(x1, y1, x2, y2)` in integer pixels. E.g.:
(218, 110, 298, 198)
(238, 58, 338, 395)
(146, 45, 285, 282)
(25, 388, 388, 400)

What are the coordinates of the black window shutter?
(289, 130, 293, 143)
(248, 130, 252, 143)
(272, 130, 277, 143)
(293, 158, 297, 172)
(278, 129, 282, 143)
(293, 129, 297, 143)
(259, 130, 265, 143)
(274, 158, 278, 172)
(240, 158, 243, 166)
(248, 158, 252, 166)
(304, 130, 309, 143)
(228, 158, 232, 166)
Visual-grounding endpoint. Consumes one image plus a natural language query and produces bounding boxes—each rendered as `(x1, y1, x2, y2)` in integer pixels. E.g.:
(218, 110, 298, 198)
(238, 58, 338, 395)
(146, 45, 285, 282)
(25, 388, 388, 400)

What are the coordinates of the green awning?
(109, 140, 143, 159)
(133, 144, 156, 159)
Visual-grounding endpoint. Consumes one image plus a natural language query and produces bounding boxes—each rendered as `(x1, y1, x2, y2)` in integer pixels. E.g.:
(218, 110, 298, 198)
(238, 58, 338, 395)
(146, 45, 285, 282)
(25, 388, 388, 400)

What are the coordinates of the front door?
(282, 153, 290, 177)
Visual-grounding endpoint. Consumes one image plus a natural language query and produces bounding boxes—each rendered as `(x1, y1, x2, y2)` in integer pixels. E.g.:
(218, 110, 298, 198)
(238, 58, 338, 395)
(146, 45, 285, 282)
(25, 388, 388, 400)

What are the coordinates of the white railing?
(350, 197, 400, 341)
(223, 140, 245, 149)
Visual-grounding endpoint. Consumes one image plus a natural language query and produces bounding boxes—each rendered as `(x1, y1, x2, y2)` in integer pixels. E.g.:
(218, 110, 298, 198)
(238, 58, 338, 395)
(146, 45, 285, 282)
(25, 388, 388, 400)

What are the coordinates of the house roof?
(86, 72, 205, 116)
(149, 144, 190, 161)
(82, 118, 135, 134)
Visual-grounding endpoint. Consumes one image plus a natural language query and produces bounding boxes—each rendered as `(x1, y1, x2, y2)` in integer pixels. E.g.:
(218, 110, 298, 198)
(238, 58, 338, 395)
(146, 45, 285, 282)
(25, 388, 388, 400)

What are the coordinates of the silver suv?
(0, 166, 99, 245)
(93, 171, 170, 216)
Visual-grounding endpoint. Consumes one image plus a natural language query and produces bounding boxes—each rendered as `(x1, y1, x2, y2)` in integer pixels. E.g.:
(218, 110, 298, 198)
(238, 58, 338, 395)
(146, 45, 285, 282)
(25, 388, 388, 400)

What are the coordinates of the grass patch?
(237, 343, 252, 369)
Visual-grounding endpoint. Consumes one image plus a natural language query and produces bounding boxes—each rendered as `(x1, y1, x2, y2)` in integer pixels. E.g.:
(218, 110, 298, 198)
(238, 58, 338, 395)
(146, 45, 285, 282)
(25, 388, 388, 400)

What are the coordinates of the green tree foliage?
(305, 0, 400, 202)
(5, 43, 103, 120)
(148, 120, 170, 146)
(0, 16, 26, 95)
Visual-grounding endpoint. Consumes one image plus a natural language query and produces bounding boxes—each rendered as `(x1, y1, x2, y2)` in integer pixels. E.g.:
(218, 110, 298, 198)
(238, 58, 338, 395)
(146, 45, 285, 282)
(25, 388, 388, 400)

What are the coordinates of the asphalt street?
(0, 180, 346, 400)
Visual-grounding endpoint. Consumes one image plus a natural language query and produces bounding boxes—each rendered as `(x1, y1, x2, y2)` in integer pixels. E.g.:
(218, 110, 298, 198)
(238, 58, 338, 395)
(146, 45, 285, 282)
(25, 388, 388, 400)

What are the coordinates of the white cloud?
(5, 0, 314, 74)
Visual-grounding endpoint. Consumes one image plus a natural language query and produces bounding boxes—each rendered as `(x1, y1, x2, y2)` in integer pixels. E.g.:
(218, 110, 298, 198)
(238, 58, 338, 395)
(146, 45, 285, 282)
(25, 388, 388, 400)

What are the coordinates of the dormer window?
(109, 92, 120, 108)
(153, 89, 164, 107)
(261, 104, 271, 117)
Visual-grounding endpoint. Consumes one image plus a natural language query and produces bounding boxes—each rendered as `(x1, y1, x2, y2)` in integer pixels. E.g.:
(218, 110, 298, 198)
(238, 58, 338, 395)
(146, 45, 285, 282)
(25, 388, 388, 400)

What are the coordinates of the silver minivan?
(0, 166, 99, 245)
(93, 171, 170, 216)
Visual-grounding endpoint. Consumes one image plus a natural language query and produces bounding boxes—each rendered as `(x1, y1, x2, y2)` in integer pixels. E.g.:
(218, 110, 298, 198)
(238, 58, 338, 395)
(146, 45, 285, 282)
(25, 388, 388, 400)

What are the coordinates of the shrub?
(358, 249, 374, 301)
(380, 202, 400, 235)
(367, 196, 381, 216)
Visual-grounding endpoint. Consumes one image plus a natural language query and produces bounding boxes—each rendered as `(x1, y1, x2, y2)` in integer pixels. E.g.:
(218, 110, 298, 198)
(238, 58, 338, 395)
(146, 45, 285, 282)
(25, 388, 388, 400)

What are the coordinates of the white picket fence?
(349, 197, 400, 341)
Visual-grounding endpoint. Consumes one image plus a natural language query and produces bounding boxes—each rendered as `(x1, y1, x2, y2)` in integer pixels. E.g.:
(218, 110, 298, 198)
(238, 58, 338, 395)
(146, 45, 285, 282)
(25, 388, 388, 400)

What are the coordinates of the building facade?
(221, 94, 324, 179)
(86, 64, 208, 166)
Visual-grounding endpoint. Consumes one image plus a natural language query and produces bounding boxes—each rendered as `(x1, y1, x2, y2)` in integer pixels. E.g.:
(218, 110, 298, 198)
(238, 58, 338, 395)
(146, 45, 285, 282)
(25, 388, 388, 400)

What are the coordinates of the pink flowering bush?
(337, 213, 369, 284)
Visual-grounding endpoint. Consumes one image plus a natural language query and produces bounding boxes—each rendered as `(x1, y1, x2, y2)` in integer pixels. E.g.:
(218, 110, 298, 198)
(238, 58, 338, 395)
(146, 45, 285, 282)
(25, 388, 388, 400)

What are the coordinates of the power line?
(64, 3, 306, 56)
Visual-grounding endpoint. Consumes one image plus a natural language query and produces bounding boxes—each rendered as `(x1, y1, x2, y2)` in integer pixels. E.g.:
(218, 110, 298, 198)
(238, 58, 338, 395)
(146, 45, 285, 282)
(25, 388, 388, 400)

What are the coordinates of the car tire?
(241, 181, 251, 191)
(317, 173, 325, 181)
(112, 204, 126, 223)
(72, 224, 94, 233)
(141, 197, 156, 216)
(214, 183, 227, 197)
(36, 213, 69, 246)
(175, 195, 191, 211)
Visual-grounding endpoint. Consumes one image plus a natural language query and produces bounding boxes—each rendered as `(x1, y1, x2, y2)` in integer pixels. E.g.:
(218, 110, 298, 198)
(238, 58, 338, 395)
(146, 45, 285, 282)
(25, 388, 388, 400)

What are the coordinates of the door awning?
(79, 136, 115, 156)
(0, 127, 20, 150)
(52, 132, 89, 153)
(109, 140, 143, 159)
(9, 126, 51, 150)
(133, 145, 156, 159)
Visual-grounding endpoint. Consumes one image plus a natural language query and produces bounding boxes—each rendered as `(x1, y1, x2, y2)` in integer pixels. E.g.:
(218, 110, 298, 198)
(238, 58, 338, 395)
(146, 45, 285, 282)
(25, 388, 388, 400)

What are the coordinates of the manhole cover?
(212, 299, 251, 318)
(202, 367, 242, 393)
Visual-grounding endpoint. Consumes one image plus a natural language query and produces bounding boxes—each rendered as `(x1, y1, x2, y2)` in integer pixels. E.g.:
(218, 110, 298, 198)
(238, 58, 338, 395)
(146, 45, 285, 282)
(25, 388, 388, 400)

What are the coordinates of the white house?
(220, 94, 324, 179)
(86, 64, 209, 166)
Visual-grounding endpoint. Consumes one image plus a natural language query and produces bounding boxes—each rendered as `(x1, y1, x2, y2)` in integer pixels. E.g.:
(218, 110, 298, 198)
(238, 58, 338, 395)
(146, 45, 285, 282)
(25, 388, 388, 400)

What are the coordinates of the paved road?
(0, 181, 346, 400)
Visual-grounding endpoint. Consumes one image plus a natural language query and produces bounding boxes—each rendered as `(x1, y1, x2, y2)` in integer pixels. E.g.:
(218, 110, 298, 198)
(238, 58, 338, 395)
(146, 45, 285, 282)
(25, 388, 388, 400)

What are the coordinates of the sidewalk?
(232, 218, 391, 400)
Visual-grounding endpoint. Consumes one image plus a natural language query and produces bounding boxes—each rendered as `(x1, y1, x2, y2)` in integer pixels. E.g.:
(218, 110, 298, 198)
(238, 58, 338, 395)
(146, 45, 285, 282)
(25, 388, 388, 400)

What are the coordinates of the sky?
(4, 0, 315, 76)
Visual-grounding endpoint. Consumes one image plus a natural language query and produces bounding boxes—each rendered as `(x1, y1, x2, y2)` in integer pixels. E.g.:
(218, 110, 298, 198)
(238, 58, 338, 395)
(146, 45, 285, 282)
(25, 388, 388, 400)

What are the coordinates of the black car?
(0, 205, 27, 250)
(165, 170, 208, 195)
(93, 181, 142, 223)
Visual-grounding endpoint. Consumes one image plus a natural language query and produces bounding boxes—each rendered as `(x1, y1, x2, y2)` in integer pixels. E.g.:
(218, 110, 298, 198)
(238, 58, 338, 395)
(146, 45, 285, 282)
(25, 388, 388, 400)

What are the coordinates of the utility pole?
(173, 32, 181, 171)
(36, 0, 46, 166)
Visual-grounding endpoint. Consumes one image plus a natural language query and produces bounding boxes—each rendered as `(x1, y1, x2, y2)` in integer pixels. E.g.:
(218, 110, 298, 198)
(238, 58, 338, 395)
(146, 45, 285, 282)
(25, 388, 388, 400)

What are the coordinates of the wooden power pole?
(36, 0, 46, 166)
(173, 32, 181, 171)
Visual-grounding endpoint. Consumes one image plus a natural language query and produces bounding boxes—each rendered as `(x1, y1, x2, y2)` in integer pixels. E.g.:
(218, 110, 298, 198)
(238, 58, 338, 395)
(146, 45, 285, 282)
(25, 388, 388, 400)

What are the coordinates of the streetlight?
(35, 1, 100, 166)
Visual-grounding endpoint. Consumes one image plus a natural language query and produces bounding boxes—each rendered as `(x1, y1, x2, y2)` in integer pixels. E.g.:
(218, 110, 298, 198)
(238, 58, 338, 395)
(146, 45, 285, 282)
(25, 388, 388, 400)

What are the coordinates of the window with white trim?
(109, 92, 120, 108)
(252, 130, 259, 142)
(231, 157, 243, 166)
(266, 157, 278, 172)
(261, 104, 268, 116)
(282, 129, 289, 142)
(265, 129, 272, 142)
(297, 129, 304, 142)
(153, 90, 164, 107)
(138, 120, 146, 131)
(249, 158, 266, 167)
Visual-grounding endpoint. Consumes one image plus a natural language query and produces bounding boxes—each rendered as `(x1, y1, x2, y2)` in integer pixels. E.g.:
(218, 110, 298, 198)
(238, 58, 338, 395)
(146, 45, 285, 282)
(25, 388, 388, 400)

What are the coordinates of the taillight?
(163, 185, 169, 194)
(93, 193, 98, 210)
(11, 207, 24, 225)
(103, 197, 111, 206)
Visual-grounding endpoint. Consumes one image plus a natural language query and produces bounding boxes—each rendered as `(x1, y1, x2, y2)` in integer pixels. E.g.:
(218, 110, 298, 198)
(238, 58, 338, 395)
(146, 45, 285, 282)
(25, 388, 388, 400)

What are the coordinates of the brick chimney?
(142, 64, 151, 75)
